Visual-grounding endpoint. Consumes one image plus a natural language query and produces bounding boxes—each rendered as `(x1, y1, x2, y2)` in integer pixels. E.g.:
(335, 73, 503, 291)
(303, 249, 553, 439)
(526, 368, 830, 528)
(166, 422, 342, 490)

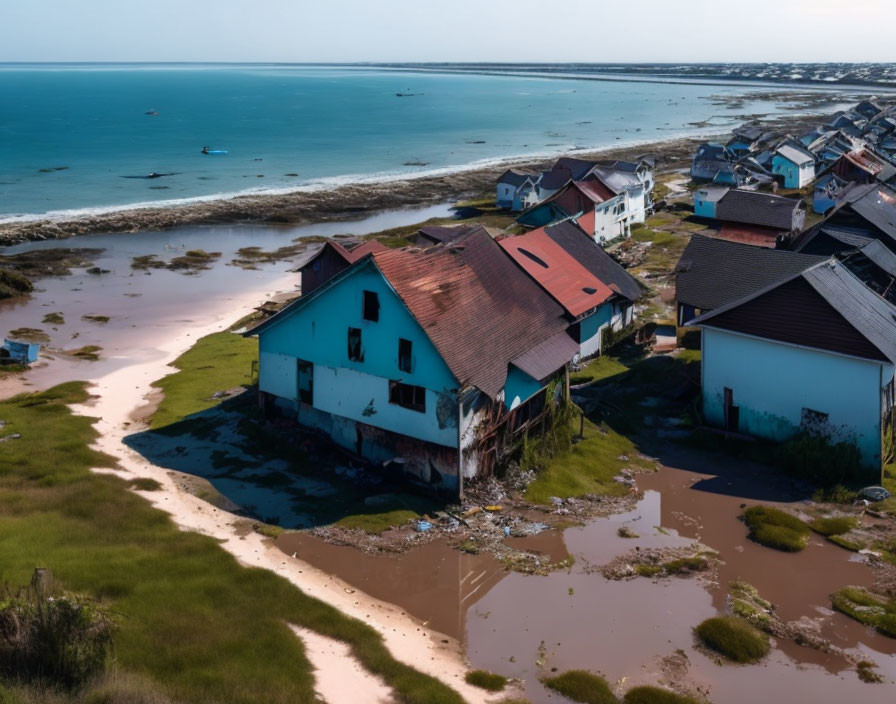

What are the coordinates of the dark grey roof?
(543, 220, 643, 302)
(539, 167, 572, 191)
(793, 224, 875, 256)
(844, 183, 896, 240)
(860, 239, 896, 277)
(498, 169, 535, 187)
(675, 234, 826, 311)
(715, 189, 803, 230)
(511, 330, 580, 382)
(416, 223, 484, 245)
(803, 261, 896, 363)
(554, 157, 598, 181)
(692, 259, 896, 364)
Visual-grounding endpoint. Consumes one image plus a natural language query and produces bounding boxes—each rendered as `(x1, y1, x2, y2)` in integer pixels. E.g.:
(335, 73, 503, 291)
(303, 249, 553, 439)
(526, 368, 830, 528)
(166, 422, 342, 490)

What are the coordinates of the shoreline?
(0, 111, 832, 246)
(68, 281, 500, 704)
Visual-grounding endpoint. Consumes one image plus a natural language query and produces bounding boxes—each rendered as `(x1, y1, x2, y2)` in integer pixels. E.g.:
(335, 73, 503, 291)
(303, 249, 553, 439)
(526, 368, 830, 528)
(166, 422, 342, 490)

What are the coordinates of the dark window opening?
(398, 338, 412, 373)
(582, 286, 597, 295)
(801, 407, 829, 432)
(389, 381, 425, 413)
(348, 327, 364, 361)
(362, 290, 379, 322)
(297, 359, 313, 405)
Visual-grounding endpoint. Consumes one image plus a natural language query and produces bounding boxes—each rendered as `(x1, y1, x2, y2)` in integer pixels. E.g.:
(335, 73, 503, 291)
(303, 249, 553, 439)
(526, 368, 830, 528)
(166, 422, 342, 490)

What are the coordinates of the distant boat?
(201, 146, 228, 155)
(145, 109, 158, 116)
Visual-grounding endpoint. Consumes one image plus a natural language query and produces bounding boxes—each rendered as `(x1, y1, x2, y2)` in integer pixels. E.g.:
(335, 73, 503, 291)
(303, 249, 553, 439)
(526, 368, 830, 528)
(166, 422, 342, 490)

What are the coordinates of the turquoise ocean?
(0, 64, 833, 221)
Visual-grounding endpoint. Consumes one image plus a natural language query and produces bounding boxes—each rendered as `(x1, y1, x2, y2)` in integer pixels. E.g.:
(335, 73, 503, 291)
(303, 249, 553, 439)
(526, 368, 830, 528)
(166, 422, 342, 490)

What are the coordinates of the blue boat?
(201, 146, 228, 155)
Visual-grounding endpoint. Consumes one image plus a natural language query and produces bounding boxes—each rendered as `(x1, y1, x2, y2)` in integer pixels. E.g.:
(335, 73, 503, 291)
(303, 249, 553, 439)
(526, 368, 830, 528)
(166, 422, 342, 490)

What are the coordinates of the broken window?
(297, 359, 313, 405)
(398, 338, 412, 373)
(801, 407, 829, 433)
(389, 381, 425, 413)
(347, 327, 364, 361)
(362, 290, 379, 322)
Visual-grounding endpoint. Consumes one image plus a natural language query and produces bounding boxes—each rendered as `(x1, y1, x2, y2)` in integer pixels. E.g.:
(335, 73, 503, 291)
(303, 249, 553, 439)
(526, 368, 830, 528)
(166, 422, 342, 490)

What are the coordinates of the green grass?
(464, 670, 506, 692)
(0, 382, 465, 704)
(542, 670, 615, 704)
(129, 477, 162, 491)
(65, 346, 102, 361)
(42, 312, 65, 325)
(742, 506, 810, 552)
(524, 416, 650, 504)
(80, 315, 110, 324)
(831, 587, 896, 638)
(695, 616, 770, 663)
(569, 356, 628, 386)
(149, 331, 258, 429)
(0, 269, 33, 300)
(808, 516, 857, 537)
(623, 686, 701, 704)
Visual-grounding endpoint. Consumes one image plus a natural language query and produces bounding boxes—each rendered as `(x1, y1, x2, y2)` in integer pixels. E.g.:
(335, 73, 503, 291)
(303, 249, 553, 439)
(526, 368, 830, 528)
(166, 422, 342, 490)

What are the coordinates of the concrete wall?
(701, 326, 893, 468)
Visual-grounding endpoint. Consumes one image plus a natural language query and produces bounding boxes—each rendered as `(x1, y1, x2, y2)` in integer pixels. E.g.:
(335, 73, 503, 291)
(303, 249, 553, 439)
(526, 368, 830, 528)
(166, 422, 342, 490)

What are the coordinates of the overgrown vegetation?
(0, 382, 465, 704)
(0, 270, 33, 300)
(149, 331, 257, 429)
(694, 616, 770, 663)
(776, 431, 865, 487)
(741, 506, 811, 552)
(622, 686, 702, 704)
(541, 670, 616, 704)
(808, 516, 857, 537)
(464, 670, 506, 692)
(41, 313, 64, 326)
(0, 575, 115, 690)
(831, 587, 896, 638)
(569, 356, 628, 386)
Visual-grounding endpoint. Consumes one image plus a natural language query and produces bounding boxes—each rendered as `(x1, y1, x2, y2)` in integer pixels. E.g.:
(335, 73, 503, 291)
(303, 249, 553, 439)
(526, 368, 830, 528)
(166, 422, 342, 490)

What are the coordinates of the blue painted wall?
(693, 191, 718, 218)
(505, 365, 545, 410)
(701, 327, 892, 468)
(257, 260, 460, 447)
(579, 304, 613, 357)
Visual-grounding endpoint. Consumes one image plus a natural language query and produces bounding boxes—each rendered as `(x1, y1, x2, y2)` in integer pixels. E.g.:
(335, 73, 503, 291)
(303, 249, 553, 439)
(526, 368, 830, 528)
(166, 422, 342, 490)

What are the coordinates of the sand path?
(66, 285, 498, 704)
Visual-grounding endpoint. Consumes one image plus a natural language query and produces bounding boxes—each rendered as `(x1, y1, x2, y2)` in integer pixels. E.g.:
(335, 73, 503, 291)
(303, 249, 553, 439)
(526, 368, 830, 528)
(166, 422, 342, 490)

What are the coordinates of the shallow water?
(0, 64, 833, 220)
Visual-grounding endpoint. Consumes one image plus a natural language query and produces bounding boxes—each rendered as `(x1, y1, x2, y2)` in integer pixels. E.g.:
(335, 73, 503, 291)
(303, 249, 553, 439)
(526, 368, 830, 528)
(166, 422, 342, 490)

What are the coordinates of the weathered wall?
(701, 326, 892, 467)
(579, 303, 613, 358)
(505, 365, 545, 410)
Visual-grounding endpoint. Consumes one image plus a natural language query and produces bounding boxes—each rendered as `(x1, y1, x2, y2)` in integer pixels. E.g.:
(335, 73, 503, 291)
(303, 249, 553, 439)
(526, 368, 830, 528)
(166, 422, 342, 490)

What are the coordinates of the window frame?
(347, 327, 364, 362)
(398, 338, 413, 373)
(362, 290, 379, 322)
(388, 380, 426, 413)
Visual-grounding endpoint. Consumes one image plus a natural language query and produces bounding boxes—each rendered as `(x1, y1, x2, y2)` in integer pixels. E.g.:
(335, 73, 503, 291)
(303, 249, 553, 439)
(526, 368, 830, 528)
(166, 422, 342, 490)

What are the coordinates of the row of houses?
(691, 99, 896, 194)
(497, 156, 655, 242)
(248, 220, 642, 494)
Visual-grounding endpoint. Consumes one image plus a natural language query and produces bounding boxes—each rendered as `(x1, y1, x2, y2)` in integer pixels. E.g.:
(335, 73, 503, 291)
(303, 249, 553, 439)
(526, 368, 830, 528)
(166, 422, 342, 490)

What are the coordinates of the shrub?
(542, 670, 616, 704)
(776, 432, 863, 486)
(0, 270, 34, 300)
(832, 587, 896, 638)
(623, 686, 701, 704)
(695, 616, 770, 663)
(812, 484, 858, 503)
(464, 670, 506, 692)
(808, 516, 857, 537)
(742, 506, 810, 552)
(0, 578, 116, 688)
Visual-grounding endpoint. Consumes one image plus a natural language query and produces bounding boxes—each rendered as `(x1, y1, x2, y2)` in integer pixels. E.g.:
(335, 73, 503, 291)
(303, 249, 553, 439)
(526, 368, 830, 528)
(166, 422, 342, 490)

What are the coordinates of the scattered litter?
(0, 433, 21, 443)
(503, 526, 511, 536)
(416, 520, 432, 533)
(484, 505, 503, 512)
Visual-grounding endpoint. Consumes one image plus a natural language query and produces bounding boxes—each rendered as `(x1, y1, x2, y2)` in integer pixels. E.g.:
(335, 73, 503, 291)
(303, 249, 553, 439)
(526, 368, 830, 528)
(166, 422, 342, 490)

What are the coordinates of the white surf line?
(291, 626, 394, 704)
(65, 278, 501, 704)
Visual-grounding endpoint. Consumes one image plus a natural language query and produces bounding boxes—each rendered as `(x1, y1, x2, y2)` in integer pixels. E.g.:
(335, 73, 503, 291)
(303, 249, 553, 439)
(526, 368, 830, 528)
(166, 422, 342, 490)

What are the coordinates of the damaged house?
(499, 221, 641, 359)
(247, 229, 579, 494)
(692, 187, 806, 248)
(689, 258, 896, 478)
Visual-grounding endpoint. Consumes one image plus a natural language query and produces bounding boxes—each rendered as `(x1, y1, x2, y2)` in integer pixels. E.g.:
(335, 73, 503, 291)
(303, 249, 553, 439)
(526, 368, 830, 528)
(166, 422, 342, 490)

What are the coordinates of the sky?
(1, 0, 894, 64)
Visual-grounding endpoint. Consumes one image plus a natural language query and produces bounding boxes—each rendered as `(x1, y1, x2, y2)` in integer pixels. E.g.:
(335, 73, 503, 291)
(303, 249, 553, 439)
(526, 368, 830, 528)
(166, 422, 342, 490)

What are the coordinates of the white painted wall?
(259, 351, 297, 401)
(311, 364, 458, 448)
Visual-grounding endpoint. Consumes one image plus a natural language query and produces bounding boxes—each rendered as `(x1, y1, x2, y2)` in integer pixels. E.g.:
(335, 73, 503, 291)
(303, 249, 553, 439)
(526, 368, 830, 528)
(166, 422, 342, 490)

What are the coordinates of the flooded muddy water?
(0, 203, 453, 396)
(278, 453, 896, 703)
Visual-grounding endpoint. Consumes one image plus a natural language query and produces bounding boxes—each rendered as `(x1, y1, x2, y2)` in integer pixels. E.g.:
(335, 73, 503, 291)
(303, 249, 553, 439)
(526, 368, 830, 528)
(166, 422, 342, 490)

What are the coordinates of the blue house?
(772, 143, 816, 188)
(247, 230, 577, 493)
(693, 187, 729, 219)
(691, 259, 896, 478)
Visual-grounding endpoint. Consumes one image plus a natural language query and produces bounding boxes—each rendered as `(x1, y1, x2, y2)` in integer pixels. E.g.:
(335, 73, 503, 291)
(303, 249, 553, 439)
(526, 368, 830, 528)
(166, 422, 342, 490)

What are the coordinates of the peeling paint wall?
(505, 365, 544, 411)
(578, 303, 613, 358)
(702, 326, 893, 468)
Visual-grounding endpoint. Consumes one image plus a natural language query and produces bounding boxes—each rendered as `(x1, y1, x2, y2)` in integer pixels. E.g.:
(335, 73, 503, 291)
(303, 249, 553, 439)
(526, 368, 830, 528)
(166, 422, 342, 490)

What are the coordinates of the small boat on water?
(201, 146, 228, 155)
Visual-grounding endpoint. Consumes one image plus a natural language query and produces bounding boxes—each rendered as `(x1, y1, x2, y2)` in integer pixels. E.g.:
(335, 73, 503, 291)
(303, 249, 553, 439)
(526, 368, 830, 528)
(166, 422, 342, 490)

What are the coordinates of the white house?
(691, 259, 896, 479)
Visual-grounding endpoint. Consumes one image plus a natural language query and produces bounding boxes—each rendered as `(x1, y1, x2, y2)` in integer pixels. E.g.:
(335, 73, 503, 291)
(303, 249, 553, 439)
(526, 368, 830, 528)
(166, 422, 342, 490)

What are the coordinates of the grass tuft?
(541, 670, 615, 704)
(695, 616, 769, 663)
(809, 516, 857, 537)
(831, 587, 896, 638)
(623, 686, 701, 703)
(129, 477, 162, 492)
(742, 506, 810, 552)
(464, 670, 507, 692)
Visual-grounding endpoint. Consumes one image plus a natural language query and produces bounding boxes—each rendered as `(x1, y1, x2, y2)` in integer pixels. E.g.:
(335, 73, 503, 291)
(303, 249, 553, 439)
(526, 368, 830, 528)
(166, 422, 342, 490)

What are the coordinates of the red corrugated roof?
(346, 240, 388, 261)
(574, 210, 596, 237)
(716, 224, 779, 248)
(372, 231, 571, 398)
(499, 228, 614, 317)
(573, 179, 615, 204)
